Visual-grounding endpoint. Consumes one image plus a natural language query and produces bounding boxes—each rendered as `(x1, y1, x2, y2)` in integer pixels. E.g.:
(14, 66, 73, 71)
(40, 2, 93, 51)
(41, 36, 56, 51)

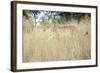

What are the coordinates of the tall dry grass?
(23, 19, 91, 62)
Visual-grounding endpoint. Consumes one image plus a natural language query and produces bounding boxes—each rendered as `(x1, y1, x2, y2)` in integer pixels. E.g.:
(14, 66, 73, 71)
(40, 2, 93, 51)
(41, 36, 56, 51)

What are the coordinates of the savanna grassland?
(22, 10, 91, 62)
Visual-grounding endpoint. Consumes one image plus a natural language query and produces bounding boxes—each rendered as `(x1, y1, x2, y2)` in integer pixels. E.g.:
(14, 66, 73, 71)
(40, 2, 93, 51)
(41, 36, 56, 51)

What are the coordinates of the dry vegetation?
(23, 19, 91, 62)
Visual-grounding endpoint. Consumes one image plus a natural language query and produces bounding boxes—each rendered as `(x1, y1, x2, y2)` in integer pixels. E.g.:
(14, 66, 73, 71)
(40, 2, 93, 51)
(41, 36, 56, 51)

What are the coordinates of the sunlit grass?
(23, 19, 91, 62)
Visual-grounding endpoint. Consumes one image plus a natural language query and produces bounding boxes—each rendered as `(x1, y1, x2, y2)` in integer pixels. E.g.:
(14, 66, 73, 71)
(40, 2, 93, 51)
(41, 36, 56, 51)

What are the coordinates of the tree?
(31, 11, 40, 26)
(23, 10, 31, 19)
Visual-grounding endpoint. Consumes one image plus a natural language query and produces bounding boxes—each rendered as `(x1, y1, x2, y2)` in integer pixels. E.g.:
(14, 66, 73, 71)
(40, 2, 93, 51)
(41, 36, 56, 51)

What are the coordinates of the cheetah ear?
(85, 32, 88, 35)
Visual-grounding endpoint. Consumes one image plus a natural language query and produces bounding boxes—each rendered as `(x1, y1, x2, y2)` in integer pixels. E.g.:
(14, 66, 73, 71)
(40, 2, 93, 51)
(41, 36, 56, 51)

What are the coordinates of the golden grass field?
(23, 19, 91, 62)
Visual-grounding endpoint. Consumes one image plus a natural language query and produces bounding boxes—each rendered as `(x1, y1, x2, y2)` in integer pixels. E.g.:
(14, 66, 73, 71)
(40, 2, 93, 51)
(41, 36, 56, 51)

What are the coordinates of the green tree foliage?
(23, 10, 91, 27)
(23, 10, 31, 19)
